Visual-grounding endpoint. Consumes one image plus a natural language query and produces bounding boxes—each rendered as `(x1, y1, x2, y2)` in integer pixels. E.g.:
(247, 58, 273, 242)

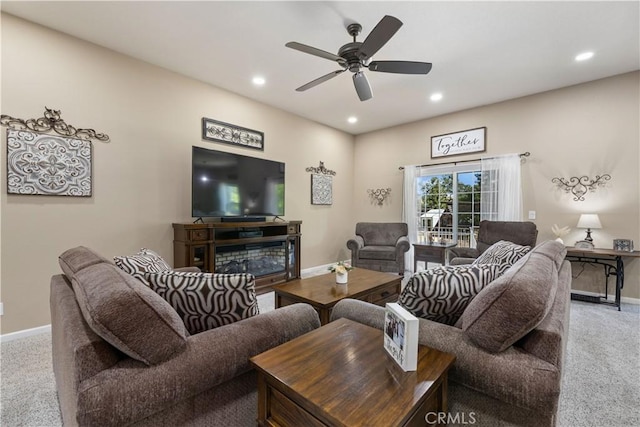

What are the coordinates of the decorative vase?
(555, 237, 565, 245)
(336, 272, 348, 284)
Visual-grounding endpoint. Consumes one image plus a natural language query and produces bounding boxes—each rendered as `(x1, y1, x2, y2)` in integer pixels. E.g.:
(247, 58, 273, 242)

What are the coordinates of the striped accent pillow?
(144, 271, 259, 334)
(473, 240, 531, 274)
(399, 264, 501, 325)
(113, 248, 172, 283)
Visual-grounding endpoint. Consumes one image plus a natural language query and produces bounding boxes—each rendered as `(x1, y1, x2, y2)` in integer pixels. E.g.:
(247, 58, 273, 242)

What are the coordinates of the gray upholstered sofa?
(347, 222, 410, 274)
(449, 220, 538, 265)
(51, 246, 320, 426)
(332, 240, 570, 427)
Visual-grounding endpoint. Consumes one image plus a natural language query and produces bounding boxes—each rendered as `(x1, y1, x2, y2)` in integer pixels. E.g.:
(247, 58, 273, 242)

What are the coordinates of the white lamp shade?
(577, 214, 602, 229)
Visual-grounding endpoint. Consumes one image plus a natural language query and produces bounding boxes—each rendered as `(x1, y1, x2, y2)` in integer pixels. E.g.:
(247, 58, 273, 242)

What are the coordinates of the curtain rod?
(398, 152, 530, 170)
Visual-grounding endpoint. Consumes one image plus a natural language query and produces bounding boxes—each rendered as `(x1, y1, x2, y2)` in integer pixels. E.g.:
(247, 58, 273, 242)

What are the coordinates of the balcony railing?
(416, 226, 479, 248)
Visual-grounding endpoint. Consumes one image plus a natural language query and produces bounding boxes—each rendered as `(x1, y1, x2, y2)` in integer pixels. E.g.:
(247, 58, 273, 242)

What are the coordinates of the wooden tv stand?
(172, 220, 301, 294)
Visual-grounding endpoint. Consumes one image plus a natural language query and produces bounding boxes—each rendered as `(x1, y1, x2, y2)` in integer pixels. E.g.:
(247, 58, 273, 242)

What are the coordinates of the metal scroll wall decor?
(368, 188, 392, 205)
(1, 107, 110, 197)
(305, 161, 335, 205)
(551, 174, 611, 201)
(202, 117, 264, 151)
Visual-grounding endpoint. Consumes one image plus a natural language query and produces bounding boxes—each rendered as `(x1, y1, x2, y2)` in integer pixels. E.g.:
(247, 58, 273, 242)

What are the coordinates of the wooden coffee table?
(273, 268, 401, 325)
(251, 318, 456, 427)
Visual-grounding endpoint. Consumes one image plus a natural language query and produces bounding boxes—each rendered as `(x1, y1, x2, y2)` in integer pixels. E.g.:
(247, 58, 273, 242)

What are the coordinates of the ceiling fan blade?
(369, 61, 433, 74)
(296, 69, 346, 92)
(358, 15, 403, 60)
(353, 72, 373, 101)
(286, 42, 345, 64)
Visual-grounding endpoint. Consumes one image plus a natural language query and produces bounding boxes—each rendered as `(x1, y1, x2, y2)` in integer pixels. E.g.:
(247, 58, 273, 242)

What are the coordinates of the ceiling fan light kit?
(286, 15, 432, 101)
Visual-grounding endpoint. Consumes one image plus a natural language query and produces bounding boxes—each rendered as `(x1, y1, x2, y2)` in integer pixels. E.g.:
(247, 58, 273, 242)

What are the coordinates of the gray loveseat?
(347, 222, 411, 274)
(332, 240, 570, 427)
(51, 246, 320, 426)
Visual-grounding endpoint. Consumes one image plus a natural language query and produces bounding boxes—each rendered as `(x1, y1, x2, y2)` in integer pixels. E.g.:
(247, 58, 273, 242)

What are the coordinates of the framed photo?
(431, 127, 486, 159)
(383, 303, 418, 371)
(613, 239, 634, 252)
(6, 129, 92, 196)
(311, 174, 332, 205)
(202, 117, 264, 151)
(574, 240, 595, 250)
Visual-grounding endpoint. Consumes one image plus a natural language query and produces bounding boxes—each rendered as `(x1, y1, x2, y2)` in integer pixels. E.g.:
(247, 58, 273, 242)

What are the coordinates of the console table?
(413, 242, 457, 272)
(172, 221, 301, 294)
(565, 247, 640, 311)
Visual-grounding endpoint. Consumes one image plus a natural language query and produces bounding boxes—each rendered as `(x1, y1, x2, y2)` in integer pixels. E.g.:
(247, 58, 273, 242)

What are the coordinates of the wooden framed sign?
(431, 127, 486, 158)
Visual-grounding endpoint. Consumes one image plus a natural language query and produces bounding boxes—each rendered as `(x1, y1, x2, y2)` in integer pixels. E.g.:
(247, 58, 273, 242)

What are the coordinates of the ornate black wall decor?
(552, 174, 611, 201)
(202, 117, 264, 150)
(1, 107, 110, 142)
(306, 161, 335, 205)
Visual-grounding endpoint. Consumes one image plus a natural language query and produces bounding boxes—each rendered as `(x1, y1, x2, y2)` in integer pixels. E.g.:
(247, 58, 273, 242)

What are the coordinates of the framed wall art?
(431, 127, 486, 159)
(1, 107, 110, 197)
(6, 129, 93, 196)
(311, 174, 332, 205)
(202, 117, 264, 151)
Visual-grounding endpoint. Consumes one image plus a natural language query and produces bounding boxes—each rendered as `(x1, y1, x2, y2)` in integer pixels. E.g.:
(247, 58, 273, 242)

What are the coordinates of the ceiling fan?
(286, 15, 432, 102)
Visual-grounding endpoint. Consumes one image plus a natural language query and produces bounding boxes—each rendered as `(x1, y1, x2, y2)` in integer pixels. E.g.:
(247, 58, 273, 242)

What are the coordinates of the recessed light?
(430, 93, 443, 102)
(347, 116, 358, 124)
(252, 76, 266, 86)
(575, 51, 594, 62)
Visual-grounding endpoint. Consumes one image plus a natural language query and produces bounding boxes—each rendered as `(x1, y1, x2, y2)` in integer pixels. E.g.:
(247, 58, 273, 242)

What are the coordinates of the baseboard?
(300, 260, 349, 278)
(0, 324, 51, 343)
(571, 290, 640, 306)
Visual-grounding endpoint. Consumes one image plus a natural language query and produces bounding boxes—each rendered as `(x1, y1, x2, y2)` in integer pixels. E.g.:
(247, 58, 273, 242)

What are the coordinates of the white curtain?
(402, 166, 418, 274)
(480, 154, 523, 221)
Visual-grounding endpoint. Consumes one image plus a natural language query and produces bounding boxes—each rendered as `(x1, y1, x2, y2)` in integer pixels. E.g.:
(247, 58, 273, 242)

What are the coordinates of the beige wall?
(2, 14, 638, 334)
(354, 71, 640, 300)
(0, 14, 355, 334)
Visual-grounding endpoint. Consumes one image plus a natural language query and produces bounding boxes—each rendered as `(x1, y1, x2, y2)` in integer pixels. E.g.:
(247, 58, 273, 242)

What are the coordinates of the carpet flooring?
(1, 297, 638, 426)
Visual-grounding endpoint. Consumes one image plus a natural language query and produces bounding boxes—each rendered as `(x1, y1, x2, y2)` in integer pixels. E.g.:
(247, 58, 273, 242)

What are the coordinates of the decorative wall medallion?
(551, 174, 611, 201)
(368, 188, 392, 205)
(6, 129, 92, 196)
(311, 174, 332, 205)
(202, 117, 264, 150)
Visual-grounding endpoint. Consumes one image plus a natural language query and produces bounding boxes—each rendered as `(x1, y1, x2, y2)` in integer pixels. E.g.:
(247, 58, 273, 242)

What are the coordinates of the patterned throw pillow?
(399, 264, 501, 325)
(113, 248, 172, 283)
(472, 240, 531, 274)
(144, 271, 260, 334)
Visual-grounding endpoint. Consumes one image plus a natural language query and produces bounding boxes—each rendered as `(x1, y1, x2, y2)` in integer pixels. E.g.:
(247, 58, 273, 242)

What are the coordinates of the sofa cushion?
(399, 264, 501, 326)
(472, 240, 531, 274)
(113, 248, 172, 283)
(359, 246, 397, 261)
(71, 263, 188, 365)
(144, 271, 260, 334)
(59, 246, 112, 279)
(461, 240, 566, 353)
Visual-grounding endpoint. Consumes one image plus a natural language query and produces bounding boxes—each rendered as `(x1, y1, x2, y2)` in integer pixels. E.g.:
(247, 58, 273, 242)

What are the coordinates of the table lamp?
(577, 214, 602, 242)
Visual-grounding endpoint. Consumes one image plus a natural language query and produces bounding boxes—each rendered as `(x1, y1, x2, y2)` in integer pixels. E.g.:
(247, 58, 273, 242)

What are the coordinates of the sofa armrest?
(173, 266, 201, 273)
(448, 247, 479, 260)
(395, 235, 411, 253)
(331, 299, 561, 413)
(76, 303, 320, 426)
(449, 257, 476, 265)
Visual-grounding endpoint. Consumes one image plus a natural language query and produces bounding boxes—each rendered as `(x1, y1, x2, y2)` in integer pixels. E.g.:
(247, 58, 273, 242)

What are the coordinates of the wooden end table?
(273, 268, 401, 325)
(413, 242, 457, 272)
(251, 318, 456, 427)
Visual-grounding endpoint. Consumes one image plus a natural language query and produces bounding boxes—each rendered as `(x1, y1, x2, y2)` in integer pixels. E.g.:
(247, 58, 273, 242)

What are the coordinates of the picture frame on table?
(613, 239, 634, 252)
(383, 303, 418, 371)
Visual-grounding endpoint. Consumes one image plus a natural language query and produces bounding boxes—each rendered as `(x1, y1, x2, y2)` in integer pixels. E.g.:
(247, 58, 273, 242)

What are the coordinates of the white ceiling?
(2, 1, 639, 135)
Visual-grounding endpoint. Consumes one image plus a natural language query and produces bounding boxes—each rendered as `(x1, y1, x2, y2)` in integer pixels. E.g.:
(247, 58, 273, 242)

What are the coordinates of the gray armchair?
(347, 222, 410, 274)
(449, 220, 538, 265)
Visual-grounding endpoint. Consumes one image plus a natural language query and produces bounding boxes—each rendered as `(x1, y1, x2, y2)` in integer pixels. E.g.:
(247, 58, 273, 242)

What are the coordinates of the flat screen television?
(192, 146, 285, 218)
